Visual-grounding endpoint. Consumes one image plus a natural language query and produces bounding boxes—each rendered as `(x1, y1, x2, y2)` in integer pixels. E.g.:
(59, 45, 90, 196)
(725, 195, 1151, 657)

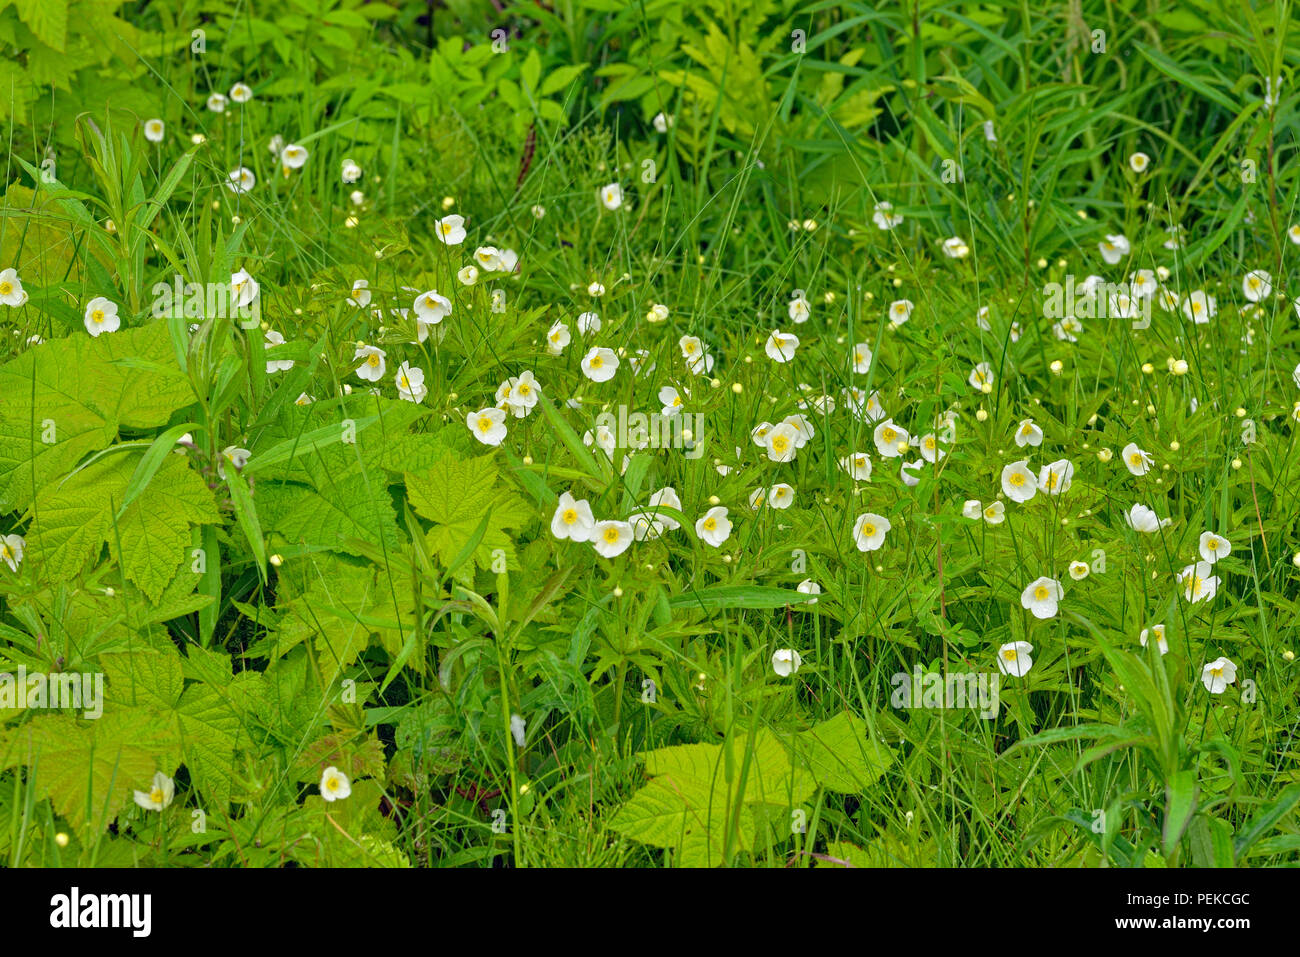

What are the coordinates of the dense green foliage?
(1, 0, 1299, 867)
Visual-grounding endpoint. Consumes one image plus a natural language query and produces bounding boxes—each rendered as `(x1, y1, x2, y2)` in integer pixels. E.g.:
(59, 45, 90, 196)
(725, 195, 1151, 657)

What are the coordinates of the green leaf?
(785, 712, 894, 793)
(406, 451, 531, 581)
(2, 709, 180, 833)
(0, 322, 195, 512)
(668, 585, 817, 612)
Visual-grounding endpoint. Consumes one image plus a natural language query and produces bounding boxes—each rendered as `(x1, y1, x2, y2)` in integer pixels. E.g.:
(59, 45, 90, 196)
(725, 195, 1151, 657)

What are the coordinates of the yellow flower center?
(150, 788, 164, 804)
(477, 416, 492, 431)
(0, 282, 11, 295)
(1009, 473, 1024, 487)
(603, 526, 620, 543)
(862, 524, 875, 537)
(1034, 586, 1049, 601)
(771, 435, 789, 454)
(367, 354, 380, 366)
(563, 509, 578, 525)
(92, 310, 105, 323)
(1002, 649, 1018, 661)
(703, 518, 716, 531)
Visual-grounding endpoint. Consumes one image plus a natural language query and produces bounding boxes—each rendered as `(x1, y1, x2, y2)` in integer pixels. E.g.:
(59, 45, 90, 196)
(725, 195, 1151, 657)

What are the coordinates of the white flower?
(1068, 561, 1090, 581)
(320, 766, 351, 802)
(545, 321, 571, 355)
(227, 166, 256, 194)
(414, 289, 452, 325)
(278, 143, 308, 171)
(132, 771, 175, 811)
(788, 295, 811, 324)
(982, 501, 1005, 525)
(1139, 625, 1168, 656)
(348, 279, 371, 307)
(888, 299, 914, 324)
(916, 433, 945, 464)
(264, 330, 294, 373)
(1121, 442, 1153, 476)
(1001, 460, 1037, 503)
(841, 453, 873, 481)
(395, 362, 427, 403)
(551, 491, 596, 542)
(899, 460, 923, 487)
(1099, 233, 1130, 265)
(577, 312, 601, 335)
(1037, 459, 1074, 495)
(504, 370, 539, 414)
(783, 414, 814, 447)
(143, 118, 165, 143)
(1242, 270, 1272, 303)
(206, 92, 227, 113)
(587, 280, 605, 297)
(873, 419, 910, 458)
(695, 506, 732, 547)
(0, 268, 27, 307)
(765, 422, 801, 463)
(1182, 290, 1216, 324)
(219, 447, 250, 481)
(468, 407, 507, 446)
(434, 214, 466, 245)
(653, 112, 673, 133)
(581, 347, 619, 383)
(599, 183, 623, 210)
(942, 236, 970, 259)
(1178, 561, 1221, 603)
(765, 329, 799, 363)
(1128, 151, 1150, 173)
(1014, 419, 1043, 448)
(229, 82, 254, 103)
(997, 641, 1034, 677)
(1198, 531, 1231, 564)
(472, 246, 502, 272)
(1, 534, 24, 572)
(84, 297, 120, 337)
(768, 484, 794, 509)
(659, 385, 684, 416)
(772, 649, 803, 677)
(1125, 504, 1172, 533)
(354, 344, 386, 381)
(1021, 576, 1063, 618)
(852, 513, 890, 551)
(342, 158, 362, 183)
(795, 579, 820, 604)
(962, 500, 982, 520)
(1200, 657, 1237, 694)
(969, 362, 994, 391)
(648, 487, 683, 529)
(850, 342, 873, 374)
(231, 269, 259, 309)
(872, 201, 902, 230)
(592, 520, 634, 557)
